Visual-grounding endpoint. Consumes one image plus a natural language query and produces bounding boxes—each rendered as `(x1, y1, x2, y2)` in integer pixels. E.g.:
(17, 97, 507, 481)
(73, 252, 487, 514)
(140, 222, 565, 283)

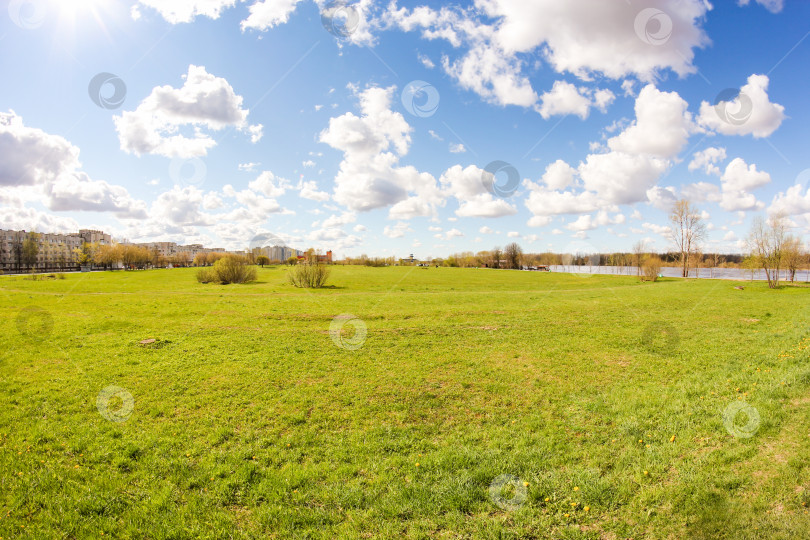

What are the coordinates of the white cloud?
(477, 0, 710, 81)
(642, 222, 671, 236)
(418, 53, 435, 69)
(241, 0, 303, 31)
(449, 143, 466, 153)
(646, 185, 678, 210)
(299, 180, 330, 202)
(302, 160, 316, 168)
(697, 74, 785, 138)
(239, 162, 260, 172)
(607, 85, 694, 159)
(720, 158, 770, 193)
(737, 0, 783, 14)
(249, 171, 287, 198)
(0, 111, 146, 219)
(542, 159, 576, 190)
(507, 231, 520, 238)
(321, 212, 356, 228)
(0, 205, 79, 234)
(718, 157, 770, 211)
(384, 221, 412, 238)
(135, 0, 236, 24)
(440, 164, 518, 218)
(46, 173, 148, 219)
(688, 147, 727, 176)
(479, 226, 493, 234)
(566, 211, 624, 232)
(579, 151, 669, 206)
(769, 184, 810, 221)
(536, 81, 615, 120)
(442, 43, 538, 107)
(0, 111, 79, 187)
(115, 65, 261, 158)
(445, 228, 463, 239)
(319, 85, 443, 218)
(152, 185, 215, 227)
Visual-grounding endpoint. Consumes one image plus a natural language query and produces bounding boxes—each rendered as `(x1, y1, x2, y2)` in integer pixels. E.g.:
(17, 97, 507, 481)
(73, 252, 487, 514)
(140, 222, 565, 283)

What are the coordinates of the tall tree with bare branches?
(747, 214, 788, 289)
(669, 200, 707, 278)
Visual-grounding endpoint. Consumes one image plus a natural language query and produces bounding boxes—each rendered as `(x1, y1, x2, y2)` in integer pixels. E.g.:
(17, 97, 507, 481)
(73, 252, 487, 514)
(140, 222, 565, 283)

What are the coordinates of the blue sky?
(1, 0, 809, 259)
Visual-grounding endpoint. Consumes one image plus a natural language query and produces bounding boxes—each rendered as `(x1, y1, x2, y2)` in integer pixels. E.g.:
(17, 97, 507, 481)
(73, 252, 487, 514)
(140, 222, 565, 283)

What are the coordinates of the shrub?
(196, 255, 257, 284)
(289, 261, 330, 288)
(196, 267, 217, 283)
(214, 255, 257, 284)
(641, 255, 663, 282)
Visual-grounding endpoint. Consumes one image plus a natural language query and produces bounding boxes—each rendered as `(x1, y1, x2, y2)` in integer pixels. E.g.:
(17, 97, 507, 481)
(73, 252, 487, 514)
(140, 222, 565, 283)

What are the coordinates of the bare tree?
(782, 236, 803, 282)
(669, 200, 707, 278)
(747, 214, 788, 289)
(632, 240, 647, 277)
(504, 242, 523, 269)
(709, 252, 725, 279)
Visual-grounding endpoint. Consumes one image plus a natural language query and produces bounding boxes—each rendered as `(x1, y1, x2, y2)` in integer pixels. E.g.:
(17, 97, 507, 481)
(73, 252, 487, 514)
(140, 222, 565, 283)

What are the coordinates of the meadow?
(1, 266, 809, 539)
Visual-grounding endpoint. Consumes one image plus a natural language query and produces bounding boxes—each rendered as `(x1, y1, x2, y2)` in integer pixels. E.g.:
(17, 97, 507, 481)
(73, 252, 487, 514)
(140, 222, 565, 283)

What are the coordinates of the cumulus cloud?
(697, 74, 785, 138)
(115, 65, 262, 158)
(536, 81, 614, 120)
(384, 221, 412, 238)
(769, 184, 810, 222)
(442, 43, 538, 107)
(718, 157, 770, 211)
(541, 160, 576, 190)
(0, 205, 79, 234)
(388, 1, 711, 112)
(475, 0, 711, 81)
(688, 147, 727, 176)
(607, 85, 694, 159)
(299, 180, 330, 202)
(241, 0, 303, 31)
(319, 85, 442, 218)
(0, 111, 79, 187)
(440, 164, 518, 218)
(449, 143, 466, 153)
(135, 0, 237, 24)
(0, 111, 146, 219)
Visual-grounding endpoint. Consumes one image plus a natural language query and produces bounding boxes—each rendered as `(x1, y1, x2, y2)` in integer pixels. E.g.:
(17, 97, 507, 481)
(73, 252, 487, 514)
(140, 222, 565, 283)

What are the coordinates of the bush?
(289, 261, 330, 288)
(196, 267, 217, 283)
(196, 255, 257, 284)
(641, 255, 663, 282)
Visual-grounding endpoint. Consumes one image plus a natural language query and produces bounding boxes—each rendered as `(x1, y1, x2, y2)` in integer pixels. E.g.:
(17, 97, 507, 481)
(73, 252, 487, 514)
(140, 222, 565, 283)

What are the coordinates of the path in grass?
(2, 266, 810, 538)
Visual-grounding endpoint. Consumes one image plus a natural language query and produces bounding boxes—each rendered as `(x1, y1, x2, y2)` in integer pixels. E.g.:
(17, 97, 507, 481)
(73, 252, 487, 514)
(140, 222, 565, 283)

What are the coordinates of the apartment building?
(0, 229, 110, 272)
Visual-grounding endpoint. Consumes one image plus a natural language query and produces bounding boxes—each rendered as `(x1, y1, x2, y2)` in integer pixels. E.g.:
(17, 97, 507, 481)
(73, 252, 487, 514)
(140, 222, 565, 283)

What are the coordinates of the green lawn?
(2, 266, 810, 539)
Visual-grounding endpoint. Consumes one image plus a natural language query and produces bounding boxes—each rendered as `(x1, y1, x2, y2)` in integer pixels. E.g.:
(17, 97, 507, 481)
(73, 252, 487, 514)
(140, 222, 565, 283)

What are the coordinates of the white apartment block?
(0, 229, 111, 272)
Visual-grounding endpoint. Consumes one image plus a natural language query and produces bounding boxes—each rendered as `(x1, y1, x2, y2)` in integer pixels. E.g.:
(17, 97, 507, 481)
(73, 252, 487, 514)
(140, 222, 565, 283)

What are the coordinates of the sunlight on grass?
(1, 266, 809, 538)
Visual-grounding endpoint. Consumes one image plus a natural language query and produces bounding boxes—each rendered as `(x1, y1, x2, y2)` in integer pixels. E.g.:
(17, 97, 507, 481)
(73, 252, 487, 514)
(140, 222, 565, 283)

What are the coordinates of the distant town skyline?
(2, 1, 809, 261)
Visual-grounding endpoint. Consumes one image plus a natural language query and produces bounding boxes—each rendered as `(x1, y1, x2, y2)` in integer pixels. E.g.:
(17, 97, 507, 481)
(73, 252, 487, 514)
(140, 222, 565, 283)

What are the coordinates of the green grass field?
(2, 266, 810, 539)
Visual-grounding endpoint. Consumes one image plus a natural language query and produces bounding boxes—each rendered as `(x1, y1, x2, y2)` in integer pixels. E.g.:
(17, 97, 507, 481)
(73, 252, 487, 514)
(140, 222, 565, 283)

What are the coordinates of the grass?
(1, 265, 810, 539)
